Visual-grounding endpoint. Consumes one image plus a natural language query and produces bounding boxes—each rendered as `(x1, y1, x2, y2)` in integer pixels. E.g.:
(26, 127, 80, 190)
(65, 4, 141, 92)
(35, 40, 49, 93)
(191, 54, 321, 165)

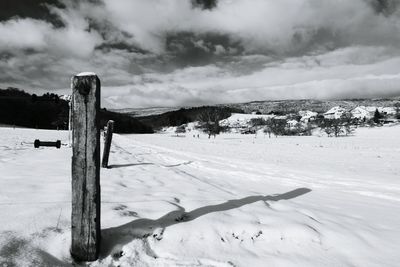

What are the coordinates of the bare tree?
(394, 103, 400, 119)
(263, 118, 287, 137)
(263, 125, 272, 138)
(319, 113, 355, 137)
(198, 108, 224, 138)
(175, 125, 186, 136)
(250, 118, 267, 127)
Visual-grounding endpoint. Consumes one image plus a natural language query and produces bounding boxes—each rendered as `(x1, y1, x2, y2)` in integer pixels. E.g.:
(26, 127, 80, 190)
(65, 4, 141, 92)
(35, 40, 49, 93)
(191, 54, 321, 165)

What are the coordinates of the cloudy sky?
(1, 0, 400, 108)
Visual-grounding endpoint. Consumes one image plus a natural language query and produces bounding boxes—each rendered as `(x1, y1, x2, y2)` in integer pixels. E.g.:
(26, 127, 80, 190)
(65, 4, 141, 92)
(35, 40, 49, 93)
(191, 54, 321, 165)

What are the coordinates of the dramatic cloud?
(92, 0, 400, 54)
(0, 0, 399, 108)
(101, 46, 400, 108)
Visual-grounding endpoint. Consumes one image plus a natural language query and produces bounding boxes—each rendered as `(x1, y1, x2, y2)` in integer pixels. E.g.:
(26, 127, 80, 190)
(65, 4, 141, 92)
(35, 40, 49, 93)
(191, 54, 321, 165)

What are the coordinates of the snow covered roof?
(287, 119, 299, 125)
(351, 106, 396, 116)
(323, 106, 347, 119)
(298, 110, 317, 117)
(350, 106, 372, 118)
(299, 110, 317, 122)
(60, 95, 71, 101)
(324, 106, 347, 115)
(381, 107, 396, 114)
(219, 113, 274, 127)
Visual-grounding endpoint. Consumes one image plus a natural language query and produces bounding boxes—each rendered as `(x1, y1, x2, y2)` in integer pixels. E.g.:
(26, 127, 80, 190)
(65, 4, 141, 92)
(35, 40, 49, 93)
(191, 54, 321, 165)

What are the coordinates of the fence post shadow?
(99, 187, 311, 258)
(107, 162, 155, 169)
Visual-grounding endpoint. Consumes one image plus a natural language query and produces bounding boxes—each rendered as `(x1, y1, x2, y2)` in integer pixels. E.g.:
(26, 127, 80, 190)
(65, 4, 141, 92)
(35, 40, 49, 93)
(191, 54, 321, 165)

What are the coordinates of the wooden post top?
(72, 73, 100, 96)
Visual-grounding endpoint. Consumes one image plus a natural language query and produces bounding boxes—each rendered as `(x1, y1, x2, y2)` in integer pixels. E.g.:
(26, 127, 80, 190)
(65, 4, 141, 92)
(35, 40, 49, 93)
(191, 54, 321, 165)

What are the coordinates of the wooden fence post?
(70, 72, 101, 262)
(102, 120, 114, 168)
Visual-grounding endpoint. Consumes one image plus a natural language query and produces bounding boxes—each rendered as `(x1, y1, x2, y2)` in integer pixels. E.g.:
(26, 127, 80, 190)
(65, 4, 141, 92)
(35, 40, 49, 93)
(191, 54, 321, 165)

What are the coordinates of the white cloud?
(1, 0, 400, 107)
(101, 46, 400, 108)
(0, 19, 51, 51)
(0, 4, 102, 57)
(94, 0, 400, 54)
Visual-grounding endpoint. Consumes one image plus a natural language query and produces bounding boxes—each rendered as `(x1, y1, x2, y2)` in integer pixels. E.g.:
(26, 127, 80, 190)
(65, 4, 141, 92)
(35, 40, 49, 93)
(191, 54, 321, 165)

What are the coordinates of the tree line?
(0, 88, 153, 133)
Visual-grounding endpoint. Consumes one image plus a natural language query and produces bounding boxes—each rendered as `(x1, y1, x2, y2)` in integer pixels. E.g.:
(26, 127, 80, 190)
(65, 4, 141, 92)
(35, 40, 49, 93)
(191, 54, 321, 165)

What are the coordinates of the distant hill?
(224, 98, 400, 115)
(110, 107, 180, 117)
(135, 106, 245, 130)
(100, 109, 154, 134)
(3, 87, 399, 132)
(111, 98, 400, 130)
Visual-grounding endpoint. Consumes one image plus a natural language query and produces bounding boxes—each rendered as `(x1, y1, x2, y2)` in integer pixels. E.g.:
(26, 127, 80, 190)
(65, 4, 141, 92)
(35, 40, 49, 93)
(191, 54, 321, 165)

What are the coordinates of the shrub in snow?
(373, 109, 384, 124)
(175, 125, 186, 136)
(318, 115, 355, 137)
(198, 108, 225, 138)
(395, 103, 400, 119)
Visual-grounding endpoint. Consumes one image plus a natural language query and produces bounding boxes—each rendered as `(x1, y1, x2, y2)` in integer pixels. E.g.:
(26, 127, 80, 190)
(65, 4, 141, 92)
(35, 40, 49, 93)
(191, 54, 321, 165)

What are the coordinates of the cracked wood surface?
(71, 74, 101, 262)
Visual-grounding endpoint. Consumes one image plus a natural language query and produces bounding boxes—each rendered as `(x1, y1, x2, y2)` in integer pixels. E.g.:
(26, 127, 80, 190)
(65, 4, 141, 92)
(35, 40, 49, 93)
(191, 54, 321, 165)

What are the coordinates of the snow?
(324, 106, 347, 119)
(351, 106, 373, 119)
(219, 113, 274, 128)
(350, 106, 398, 119)
(363, 106, 395, 114)
(298, 110, 317, 122)
(380, 107, 396, 115)
(324, 106, 397, 120)
(287, 119, 298, 127)
(298, 110, 317, 117)
(76, 72, 97, 77)
(60, 95, 72, 102)
(161, 122, 202, 135)
(1, 126, 400, 266)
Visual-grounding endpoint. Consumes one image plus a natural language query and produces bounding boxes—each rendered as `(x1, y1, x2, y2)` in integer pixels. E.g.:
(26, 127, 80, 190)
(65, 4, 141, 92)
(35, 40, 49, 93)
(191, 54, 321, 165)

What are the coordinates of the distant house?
(380, 107, 396, 115)
(362, 106, 395, 116)
(240, 127, 257, 134)
(299, 110, 317, 122)
(323, 106, 347, 119)
(219, 113, 273, 129)
(287, 119, 299, 128)
(349, 106, 396, 120)
(350, 106, 373, 120)
(274, 115, 287, 120)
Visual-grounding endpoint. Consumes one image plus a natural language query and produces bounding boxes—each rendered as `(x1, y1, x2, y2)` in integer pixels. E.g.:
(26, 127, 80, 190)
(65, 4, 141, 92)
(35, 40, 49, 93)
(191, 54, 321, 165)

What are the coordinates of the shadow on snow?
(108, 161, 193, 169)
(108, 162, 155, 169)
(0, 188, 311, 265)
(99, 188, 311, 258)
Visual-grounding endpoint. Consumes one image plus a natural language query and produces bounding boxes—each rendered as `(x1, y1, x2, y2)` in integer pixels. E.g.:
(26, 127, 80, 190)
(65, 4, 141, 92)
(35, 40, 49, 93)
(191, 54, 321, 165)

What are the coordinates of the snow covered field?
(0, 125, 399, 266)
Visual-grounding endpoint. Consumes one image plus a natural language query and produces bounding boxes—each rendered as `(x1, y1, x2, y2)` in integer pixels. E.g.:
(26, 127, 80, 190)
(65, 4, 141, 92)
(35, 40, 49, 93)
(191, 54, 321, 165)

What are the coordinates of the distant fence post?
(68, 96, 72, 146)
(70, 72, 101, 262)
(102, 120, 114, 168)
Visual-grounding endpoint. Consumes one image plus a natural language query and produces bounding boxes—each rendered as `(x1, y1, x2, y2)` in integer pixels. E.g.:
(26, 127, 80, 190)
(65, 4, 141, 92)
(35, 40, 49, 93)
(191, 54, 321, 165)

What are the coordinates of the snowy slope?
(0, 126, 400, 266)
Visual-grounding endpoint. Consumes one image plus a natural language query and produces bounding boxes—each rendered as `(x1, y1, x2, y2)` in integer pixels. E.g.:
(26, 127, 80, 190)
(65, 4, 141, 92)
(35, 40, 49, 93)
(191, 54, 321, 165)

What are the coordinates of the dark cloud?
(370, 0, 399, 15)
(0, 0, 65, 27)
(192, 0, 218, 10)
(0, 0, 399, 108)
(165, 32, 243, 67)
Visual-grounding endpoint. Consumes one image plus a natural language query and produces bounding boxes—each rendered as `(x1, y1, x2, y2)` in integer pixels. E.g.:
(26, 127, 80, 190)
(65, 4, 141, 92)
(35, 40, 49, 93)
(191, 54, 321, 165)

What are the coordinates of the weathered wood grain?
(70, 73, 101, 262)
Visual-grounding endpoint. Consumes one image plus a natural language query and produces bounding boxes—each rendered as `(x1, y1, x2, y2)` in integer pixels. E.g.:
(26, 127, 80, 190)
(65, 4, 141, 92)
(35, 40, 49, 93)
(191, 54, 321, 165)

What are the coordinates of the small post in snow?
(70, 72, 101, 262)
(102, 120, 114, 168)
